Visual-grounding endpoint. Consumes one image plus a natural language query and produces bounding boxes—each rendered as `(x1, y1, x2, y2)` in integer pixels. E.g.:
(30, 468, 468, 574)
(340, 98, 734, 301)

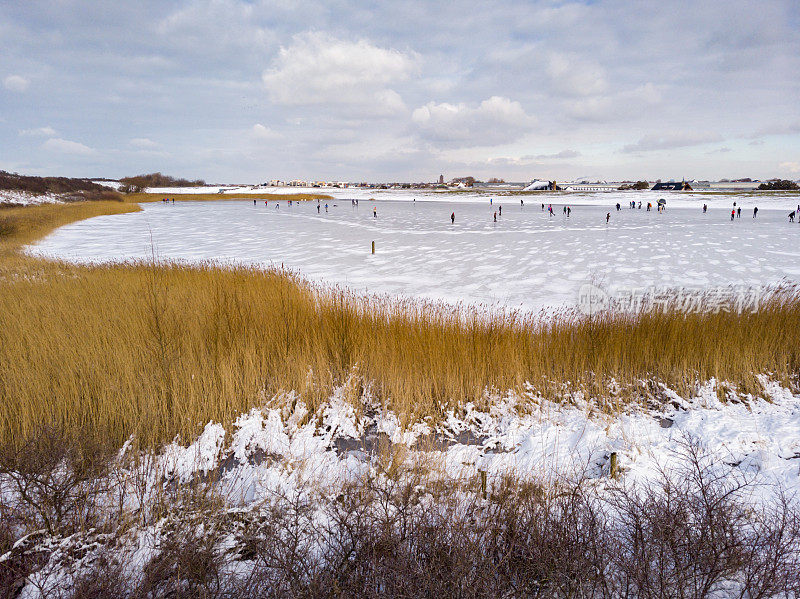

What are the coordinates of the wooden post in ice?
(479, 469, 487, 499)
(610, 452, 618, 480)
(371, 240, 375, 254)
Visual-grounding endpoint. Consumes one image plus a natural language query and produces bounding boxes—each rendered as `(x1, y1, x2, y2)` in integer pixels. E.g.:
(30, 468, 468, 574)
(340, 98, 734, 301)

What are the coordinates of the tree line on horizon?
(118, 172, 205, 193)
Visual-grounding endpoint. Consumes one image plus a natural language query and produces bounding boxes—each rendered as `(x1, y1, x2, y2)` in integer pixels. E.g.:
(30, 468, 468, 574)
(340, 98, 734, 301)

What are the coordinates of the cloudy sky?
(1, 0, 799, 183)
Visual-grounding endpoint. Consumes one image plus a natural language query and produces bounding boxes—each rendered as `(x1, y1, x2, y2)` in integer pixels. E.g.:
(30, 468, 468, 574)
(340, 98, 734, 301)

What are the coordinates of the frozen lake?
(29, 192, 800, 311)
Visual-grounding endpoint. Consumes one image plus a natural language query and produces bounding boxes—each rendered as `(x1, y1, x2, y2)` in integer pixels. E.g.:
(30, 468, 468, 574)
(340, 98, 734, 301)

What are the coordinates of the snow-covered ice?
(28, 190, 800, 311)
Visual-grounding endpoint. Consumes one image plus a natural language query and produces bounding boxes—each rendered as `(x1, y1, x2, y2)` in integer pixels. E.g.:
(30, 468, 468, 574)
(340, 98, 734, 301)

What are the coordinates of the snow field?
(6, 378, 800, 597)
(0, 190, 62, 206)
(29, 194, 800, 312)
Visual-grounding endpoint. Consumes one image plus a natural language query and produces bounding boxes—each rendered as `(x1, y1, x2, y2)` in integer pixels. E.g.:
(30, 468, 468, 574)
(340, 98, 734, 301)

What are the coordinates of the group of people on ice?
(256, 197, 800, 226)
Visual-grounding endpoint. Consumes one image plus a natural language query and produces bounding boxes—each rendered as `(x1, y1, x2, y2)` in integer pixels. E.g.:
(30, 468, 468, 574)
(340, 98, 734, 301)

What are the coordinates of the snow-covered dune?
(0, 190, 62, 206)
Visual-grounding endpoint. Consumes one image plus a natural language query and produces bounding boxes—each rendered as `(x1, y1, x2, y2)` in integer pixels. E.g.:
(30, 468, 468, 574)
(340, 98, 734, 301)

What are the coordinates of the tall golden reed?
(1, 201, 798, 448)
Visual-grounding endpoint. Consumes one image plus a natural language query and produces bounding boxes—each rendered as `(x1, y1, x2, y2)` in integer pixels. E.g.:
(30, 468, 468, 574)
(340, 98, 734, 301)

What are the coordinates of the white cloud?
(43, 137, 95, 155)
(130, 137, 158, 148)
(566, 83, 662, 122)
(629, 82, 662, 105)
(252, 123, 281, 140)
(752, 121, 800, 137)
(478, 149, 580, 168)
(412, 96, 536, 146)
(483, 155, 542, 167)
(262, 32, 416, 114)
(3, 75, 30, 92)
(621, 132, 723, 153)
(20, 126, 56, 137)
(779, 161, 800, 173)
(546, 53, 607, 97)
(156, 0, 272, 65)
(1, 1, 799, 182)
(533, 149, 581, 160)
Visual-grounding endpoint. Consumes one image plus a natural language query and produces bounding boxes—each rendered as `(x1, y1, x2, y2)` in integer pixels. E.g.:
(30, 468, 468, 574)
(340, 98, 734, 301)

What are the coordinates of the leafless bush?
(233, 488, 322, 597)
(137, 522, 225, 598)
(0, 428, 117, 598)
(68, 559, 128, 599)
(4, 438, 800, 598)
(484, 477, 606, 597)
(0, 171, 113, 195)
(229, 475, 603, 598)
(605, 439, 800, 599)
(134, 477, 229, 599)
(738, 494, 800, 598)
(60, 189, 124, 202)
(119, 172, 205, 190)
(0, 426, 113, 535)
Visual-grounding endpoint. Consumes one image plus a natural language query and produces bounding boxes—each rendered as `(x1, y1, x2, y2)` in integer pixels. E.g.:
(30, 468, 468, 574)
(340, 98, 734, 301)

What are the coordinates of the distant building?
(563, 183, 619, 192)
(523, 180, 551, 191)
(652, 181, 693, 191)
(438, 174, 444, 184)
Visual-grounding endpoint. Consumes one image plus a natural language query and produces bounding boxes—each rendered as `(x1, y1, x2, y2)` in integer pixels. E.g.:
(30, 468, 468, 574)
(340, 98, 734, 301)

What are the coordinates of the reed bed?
(1, 201, 799, 448)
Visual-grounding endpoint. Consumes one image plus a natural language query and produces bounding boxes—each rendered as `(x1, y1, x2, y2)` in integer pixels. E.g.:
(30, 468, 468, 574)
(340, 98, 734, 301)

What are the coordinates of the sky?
(1, 0, 799, 183)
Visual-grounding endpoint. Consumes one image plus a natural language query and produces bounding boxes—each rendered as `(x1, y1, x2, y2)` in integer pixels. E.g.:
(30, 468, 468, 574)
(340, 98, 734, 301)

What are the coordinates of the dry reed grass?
(0, 201, 799, 449)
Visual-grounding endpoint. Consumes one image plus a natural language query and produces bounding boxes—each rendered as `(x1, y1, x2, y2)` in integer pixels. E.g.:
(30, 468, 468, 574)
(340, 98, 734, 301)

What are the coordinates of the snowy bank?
(151, 379, 800, 507)
(0, 190, 62, 206)
(3, 379, 800, 597)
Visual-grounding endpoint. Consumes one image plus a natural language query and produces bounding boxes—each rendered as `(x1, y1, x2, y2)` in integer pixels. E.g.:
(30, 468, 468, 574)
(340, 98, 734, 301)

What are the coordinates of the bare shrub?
(235, 489, 320, 597)
(0, 171, 114, 196)
(0, 426, 113, 535)
(734, 490, 800, 599)
(2, 437, 800, 598)
(230, 474, 603, 598)
(605, 439, 800, 599)
(138, 524, 225, 598)
(485, 477, 606, 597)
(136, 480, 228, 599)
(68, 558, 128, 599)
(119, 172, 205, 190)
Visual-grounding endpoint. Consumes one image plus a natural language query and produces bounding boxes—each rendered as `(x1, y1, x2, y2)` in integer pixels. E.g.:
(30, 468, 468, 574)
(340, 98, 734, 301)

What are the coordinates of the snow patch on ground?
(147, 380, 800, 506)
(4, 380, 800, 597)
(145, 185, 258, 195)
(0, 190, 62, 206)
(162, 422, 226, 483)
(91, 180, 123, 190)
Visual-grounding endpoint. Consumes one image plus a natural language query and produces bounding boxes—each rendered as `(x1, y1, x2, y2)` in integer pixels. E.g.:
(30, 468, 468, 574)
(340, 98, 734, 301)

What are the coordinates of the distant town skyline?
(1, 0, 799, 183)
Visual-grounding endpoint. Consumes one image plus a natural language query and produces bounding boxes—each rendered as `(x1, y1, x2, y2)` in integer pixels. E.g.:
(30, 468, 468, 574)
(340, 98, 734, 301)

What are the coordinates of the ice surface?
(28, 191, 800, 311)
